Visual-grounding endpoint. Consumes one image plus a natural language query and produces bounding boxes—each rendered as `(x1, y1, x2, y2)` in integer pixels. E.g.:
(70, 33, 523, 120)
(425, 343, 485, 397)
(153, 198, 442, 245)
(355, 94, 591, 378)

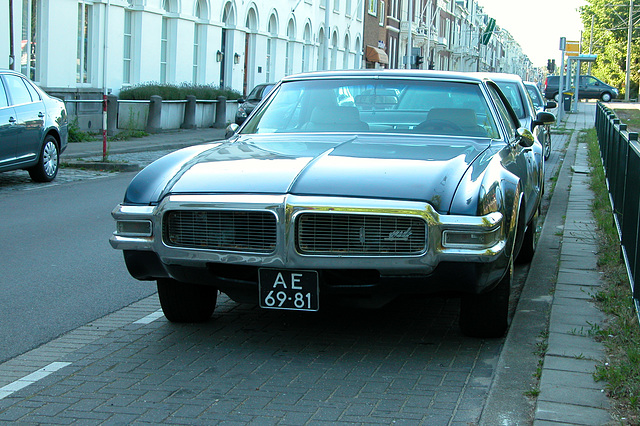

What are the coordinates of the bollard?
(106, 94, 118, 136)
(146, 95, 162, 134)
(181, 95, 197, 129)
(214, 96, 227, 129)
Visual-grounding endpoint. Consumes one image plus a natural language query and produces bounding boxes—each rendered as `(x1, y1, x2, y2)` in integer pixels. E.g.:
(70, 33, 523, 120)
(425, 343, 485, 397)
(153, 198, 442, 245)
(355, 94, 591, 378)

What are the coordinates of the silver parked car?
(0, 69, 68, 182)
(524, 81, 557, 160)
(110, 70, 555, 338)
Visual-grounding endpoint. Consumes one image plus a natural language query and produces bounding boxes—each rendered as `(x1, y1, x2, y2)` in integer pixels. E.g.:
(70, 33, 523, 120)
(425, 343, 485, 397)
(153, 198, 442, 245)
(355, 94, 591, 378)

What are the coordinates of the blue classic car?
(110, 70, 554, 338)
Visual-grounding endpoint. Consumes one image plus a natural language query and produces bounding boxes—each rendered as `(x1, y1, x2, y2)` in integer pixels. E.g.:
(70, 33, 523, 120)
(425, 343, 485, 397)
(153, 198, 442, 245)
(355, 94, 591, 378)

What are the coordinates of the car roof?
(281, 69, 491, 84)
(474, 72, 524, 84)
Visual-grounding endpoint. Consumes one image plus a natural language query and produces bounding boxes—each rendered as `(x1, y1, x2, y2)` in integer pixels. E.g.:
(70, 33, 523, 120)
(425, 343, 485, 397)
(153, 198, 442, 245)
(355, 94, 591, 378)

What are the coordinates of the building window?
(285, 20, 295, 76)
(333, 0, 339, 12)
(21, 0, 39, 81)
(345, 0, 351, 17)
(302, 24, 311, 72)
(123, 10, 132, 85)
(76, 1, 92, 84)
(379, 1, 385, 26)
(193, 0, 207, 84)
(160, 17, 168, 83)
(368, 0, 377, 16)
(266, 15, 277, 82)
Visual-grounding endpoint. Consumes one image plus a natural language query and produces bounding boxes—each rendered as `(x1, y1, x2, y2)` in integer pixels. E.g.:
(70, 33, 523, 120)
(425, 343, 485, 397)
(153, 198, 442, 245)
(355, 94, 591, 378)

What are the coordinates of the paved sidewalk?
(62, 127, 228, 161)
(482, 101, 614, 425)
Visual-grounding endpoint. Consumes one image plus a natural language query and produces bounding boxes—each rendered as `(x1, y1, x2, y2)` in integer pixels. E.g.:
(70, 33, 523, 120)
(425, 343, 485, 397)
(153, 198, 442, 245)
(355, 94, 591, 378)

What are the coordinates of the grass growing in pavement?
(584, 128, 640, 423)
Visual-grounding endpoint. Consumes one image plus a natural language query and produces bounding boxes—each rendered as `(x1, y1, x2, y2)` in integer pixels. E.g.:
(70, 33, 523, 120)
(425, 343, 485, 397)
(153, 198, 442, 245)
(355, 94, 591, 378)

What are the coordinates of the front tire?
(157, 278, 218, 322)
(601, 92, 612, 102)
(28, 135, 59, 182)
(459, 258, 512, 338)
(543, 127, 551, 160)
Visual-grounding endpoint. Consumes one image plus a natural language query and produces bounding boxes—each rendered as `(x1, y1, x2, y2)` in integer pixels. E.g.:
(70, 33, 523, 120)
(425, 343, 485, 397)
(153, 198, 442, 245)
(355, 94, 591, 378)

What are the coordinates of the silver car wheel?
(43, 140, 59, 178)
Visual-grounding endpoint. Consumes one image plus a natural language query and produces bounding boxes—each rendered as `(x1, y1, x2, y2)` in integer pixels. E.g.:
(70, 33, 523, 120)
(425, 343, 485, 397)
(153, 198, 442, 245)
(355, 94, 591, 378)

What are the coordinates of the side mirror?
(516, 127, 535, 148)
(545, 101, 557, 110)
(225, 123, 239, 139)
(534, 111, 556, 127)
(237, 98, 245, 104)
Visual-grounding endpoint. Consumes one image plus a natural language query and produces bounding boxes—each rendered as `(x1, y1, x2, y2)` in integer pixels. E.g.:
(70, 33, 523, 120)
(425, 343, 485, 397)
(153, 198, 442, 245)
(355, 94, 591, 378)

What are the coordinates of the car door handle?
(8, 117, 16, 124)
(38, 112, 45, 118)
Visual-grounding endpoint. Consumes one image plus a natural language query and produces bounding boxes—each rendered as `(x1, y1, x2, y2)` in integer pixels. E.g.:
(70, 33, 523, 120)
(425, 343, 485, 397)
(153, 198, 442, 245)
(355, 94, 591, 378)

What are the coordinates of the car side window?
(488, 86, 517, 138)
(4, 74, 34, 106)
(23, 79, 41, 102)
(0, 79, 8, 108)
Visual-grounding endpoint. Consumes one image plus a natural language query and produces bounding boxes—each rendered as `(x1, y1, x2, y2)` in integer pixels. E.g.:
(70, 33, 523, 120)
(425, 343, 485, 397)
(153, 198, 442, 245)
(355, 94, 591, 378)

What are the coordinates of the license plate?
(258, 269, 319, 311)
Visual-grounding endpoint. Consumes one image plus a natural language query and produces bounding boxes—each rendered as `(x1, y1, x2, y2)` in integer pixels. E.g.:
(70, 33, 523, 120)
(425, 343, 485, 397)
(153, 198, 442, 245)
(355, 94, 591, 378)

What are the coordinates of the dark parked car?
(544, 74, 618, 102)
(234, 82, 275, 124)
(481, 73, 556, 161)
(0, 69, 68, 182)
(110, 70, 554, 338)
(524, 81, 557, 160)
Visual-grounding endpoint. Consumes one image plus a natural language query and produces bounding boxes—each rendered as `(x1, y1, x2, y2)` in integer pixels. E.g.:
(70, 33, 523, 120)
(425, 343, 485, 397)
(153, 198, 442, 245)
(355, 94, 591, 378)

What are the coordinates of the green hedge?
(119, 82, 242, 101)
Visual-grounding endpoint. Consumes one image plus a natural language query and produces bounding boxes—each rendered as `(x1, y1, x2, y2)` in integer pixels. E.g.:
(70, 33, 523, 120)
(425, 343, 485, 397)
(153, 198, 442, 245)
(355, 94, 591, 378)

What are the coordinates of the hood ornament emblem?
(384, 227, 413, 242)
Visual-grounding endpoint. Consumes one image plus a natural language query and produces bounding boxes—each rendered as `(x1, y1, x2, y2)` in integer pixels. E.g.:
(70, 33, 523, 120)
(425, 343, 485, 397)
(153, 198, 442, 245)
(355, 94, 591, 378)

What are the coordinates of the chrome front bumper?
(110, 194, 506, 275)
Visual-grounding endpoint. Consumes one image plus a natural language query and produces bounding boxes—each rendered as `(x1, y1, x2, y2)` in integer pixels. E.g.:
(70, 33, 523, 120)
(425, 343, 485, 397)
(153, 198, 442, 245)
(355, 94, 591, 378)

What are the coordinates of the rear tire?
(28, 135, 59, 182)
(157, 278, 218, 323)
(459, 258, 512, 338)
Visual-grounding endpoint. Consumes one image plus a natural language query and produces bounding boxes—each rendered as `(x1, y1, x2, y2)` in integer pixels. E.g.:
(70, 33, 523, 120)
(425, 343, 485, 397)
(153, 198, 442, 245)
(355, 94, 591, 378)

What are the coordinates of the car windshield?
(494, 81, 526, 119)
(241, 78, 500, 139)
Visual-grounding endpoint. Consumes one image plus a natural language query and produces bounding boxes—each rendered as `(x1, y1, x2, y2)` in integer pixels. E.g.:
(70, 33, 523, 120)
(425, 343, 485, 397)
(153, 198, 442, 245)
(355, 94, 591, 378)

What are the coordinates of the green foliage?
(584, 128, 640, 422)
(119, 82, 242, 101)
(580, 1, 640, 99)
(67, 119, 96, 142)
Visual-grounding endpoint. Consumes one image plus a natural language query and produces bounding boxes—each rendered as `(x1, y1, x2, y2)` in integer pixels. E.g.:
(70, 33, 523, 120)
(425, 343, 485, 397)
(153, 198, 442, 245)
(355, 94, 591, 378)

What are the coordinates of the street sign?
(565, 40, 580, 57)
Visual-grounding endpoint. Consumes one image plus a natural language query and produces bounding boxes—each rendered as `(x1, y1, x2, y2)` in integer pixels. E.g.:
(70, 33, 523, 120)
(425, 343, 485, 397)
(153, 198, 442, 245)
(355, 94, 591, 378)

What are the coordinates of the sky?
(477, 0, 588, 68)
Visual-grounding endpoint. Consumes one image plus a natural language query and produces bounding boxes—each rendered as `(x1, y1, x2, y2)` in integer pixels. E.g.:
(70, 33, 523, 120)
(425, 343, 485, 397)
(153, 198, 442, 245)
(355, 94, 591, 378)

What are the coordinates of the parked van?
(544, 75, 618, 102)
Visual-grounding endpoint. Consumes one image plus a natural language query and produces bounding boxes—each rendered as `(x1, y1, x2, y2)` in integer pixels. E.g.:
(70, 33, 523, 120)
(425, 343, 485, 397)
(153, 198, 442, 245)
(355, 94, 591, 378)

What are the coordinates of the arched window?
(343, 34, 350, 70)
(330, 31, 338, 70)
(354, 36, 362, 69)
(302, 23, 312, 72)
(193, 0, 208, 83)
(285, 19, 295, 76)
(266, 14, 277, 81)
(317, 27, 325, 70)
(160, 0, 177, 83)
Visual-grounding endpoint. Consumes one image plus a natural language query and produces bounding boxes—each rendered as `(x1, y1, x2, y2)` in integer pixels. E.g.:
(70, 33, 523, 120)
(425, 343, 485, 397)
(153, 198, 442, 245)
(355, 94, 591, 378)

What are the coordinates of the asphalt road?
(0, 170, 155, 364)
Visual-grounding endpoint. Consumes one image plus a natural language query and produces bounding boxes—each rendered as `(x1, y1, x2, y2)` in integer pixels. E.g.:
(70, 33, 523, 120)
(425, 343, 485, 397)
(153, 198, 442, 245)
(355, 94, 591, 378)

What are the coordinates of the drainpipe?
(8, 0, 15, 69)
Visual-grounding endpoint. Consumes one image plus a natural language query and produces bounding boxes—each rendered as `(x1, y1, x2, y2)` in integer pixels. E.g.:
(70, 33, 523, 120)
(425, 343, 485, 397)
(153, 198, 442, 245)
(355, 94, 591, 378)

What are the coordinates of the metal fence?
(595, 102, 640, 319)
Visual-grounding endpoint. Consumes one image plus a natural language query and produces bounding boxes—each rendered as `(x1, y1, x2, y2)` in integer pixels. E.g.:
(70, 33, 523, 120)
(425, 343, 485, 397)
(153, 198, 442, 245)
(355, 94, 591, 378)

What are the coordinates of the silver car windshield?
(241, 79, 500, 139)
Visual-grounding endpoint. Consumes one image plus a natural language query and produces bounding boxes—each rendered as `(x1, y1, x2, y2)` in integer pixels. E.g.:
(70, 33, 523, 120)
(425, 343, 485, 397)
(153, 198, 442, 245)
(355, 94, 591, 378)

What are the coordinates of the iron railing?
(595, 102, 640, 321)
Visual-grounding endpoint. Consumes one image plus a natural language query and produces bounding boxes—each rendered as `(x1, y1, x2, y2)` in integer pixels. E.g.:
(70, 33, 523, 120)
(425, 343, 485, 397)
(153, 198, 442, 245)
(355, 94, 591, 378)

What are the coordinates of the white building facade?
(1, 0, 365, 97)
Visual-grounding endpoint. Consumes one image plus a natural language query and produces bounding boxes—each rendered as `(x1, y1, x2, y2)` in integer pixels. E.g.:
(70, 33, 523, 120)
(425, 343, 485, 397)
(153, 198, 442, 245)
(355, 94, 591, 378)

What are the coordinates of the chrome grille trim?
(296, 212, 427, 255)
(163, 210, 277, 253)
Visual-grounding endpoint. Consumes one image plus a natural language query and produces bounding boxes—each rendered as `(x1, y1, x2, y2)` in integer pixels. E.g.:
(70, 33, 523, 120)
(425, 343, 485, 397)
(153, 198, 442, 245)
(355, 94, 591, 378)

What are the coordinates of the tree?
(581, 0, 639, 99)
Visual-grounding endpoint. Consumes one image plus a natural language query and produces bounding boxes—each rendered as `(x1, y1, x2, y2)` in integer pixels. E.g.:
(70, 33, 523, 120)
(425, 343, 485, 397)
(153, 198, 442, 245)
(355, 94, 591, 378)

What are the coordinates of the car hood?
(154, 134, 491, 212)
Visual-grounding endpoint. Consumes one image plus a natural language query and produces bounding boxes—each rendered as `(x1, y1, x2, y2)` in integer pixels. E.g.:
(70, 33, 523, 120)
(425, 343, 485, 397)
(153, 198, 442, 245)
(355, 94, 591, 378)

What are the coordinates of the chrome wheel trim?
(42, 140, 59, 178)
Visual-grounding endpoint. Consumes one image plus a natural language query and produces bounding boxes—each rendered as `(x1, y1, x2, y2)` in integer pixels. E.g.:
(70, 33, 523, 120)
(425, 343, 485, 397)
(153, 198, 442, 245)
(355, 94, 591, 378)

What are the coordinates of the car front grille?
(296, 213, 427, 255)
(163, 210, 277, 253)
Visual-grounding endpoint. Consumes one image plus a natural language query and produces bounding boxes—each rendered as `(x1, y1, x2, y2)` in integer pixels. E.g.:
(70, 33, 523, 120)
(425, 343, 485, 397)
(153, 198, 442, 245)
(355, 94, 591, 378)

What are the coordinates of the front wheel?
(157, 278, 218, 322)
(28, 135, 59, 182)
(601, 92, 612, 102)
(459, 258, 512, 338)
(543, 127, 551, 160)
